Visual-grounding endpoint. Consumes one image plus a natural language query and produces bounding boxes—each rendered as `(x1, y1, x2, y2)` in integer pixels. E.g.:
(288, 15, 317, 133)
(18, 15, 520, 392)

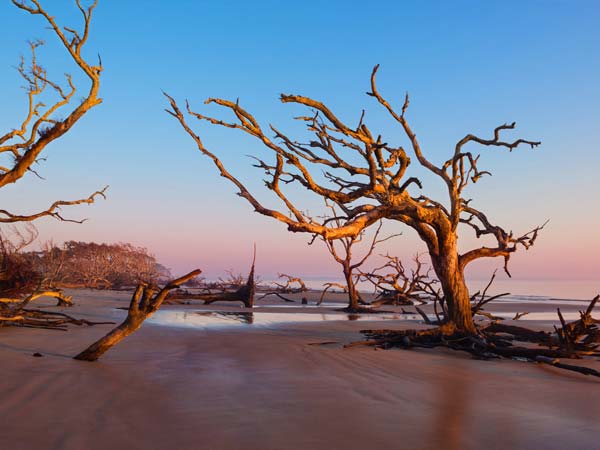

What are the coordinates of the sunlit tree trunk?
(430, 237, 476, 334)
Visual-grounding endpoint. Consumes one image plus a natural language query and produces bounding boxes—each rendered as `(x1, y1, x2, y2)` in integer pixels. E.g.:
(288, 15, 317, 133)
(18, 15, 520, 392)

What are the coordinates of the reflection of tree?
(212, 311, 255, 325)
(430, 370, 468, 450)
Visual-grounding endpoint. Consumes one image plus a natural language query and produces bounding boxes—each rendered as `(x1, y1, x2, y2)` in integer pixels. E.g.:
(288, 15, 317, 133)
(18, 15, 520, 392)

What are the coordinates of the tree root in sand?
(348, 296, 600, 378)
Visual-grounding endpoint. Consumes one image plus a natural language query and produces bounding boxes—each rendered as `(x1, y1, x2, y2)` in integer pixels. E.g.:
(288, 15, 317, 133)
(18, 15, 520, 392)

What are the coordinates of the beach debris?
(257, 273, 308, 303)
(166, 249, 256, 308)
(352, 295, 600, 378)
(513, 311, 530, 320)
(74, 269, 201, 361)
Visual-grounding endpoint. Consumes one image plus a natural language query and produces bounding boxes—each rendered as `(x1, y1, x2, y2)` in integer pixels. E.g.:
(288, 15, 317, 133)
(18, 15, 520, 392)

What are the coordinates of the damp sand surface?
(1, 289, 599, 450)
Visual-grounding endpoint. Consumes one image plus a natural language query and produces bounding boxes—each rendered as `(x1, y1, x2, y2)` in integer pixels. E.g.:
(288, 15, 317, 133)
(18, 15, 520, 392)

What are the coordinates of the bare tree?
(359, 254, 437, 307)
(257, 273, 307, 303)
(1, 0, 105, 326)
(313, 202, 399, 311)
(2, 1, 106, 223)
(166, 65, 544, 335)
(166, 249, 257, 307)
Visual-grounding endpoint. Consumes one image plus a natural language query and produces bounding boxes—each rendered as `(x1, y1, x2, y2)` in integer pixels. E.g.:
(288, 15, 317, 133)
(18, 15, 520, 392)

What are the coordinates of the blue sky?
(0, 0, 599, 284)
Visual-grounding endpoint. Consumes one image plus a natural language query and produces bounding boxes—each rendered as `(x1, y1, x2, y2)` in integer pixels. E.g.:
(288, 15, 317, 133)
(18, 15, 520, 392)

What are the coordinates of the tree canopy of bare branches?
(167, 65, 545, 334)
(1, 1, 105, 327)
(2, 1, 106, 224)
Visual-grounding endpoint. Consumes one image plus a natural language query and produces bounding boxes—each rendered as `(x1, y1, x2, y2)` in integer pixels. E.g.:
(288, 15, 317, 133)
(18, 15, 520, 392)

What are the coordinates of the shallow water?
(149, 307, 588, 329)
(149, 310, 420, 328)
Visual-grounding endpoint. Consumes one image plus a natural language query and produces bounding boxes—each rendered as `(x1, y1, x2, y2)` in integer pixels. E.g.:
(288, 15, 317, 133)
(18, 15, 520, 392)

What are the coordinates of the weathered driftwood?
(73, 270, 201, 361)
(257, 273, 307, 303)
(167, 256, 256, 307)
(317, 282, 348, 306)
(0, 288, 72, 308)
(352, 295, 600, 378)
(0, 288, 86, 329)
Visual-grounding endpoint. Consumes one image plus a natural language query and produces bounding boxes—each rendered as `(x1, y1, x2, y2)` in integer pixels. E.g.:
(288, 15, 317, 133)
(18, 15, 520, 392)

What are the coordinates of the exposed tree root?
(350, 295, 600, 378)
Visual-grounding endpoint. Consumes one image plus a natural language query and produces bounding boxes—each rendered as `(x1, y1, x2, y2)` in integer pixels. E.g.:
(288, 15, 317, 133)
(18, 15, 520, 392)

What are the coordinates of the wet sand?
(1, 290, 599, 450)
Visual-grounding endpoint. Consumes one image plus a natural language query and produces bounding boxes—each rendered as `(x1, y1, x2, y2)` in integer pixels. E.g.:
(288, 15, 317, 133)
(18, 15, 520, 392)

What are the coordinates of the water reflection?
(197, 311, 255, 324)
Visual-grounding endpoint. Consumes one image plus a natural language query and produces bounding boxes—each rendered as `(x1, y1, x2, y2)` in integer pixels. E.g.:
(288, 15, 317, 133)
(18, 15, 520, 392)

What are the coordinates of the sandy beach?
(1, 290, 599, 450)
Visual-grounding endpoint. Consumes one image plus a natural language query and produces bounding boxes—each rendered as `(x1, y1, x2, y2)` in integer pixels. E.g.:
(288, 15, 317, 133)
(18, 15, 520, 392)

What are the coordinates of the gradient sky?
(0, 1, 599, 288)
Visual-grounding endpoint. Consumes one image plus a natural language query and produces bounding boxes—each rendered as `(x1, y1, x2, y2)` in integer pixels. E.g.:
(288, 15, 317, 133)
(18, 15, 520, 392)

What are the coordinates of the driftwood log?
(74, 269, 201, 361)
(256, 273, 307, 303)
(0, 288, 103, 330)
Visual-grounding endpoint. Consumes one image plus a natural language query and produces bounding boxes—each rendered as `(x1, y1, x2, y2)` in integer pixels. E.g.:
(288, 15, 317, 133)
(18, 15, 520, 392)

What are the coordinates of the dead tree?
(1, 1, 106, 322)
(257, 273, 307, 303)
(315, 206, 398, 311)
(359, 254, 437, 307)
(166, 65, 544, 335)
(74, 270, 201, 361)
(167, 251, 257, 307)
(0, 227, 75, 326)
(3, 1, 105, 216)
(273, 273, 307, 293)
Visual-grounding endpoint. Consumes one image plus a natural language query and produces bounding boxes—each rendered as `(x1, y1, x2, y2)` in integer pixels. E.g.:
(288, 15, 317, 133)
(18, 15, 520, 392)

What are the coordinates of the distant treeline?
(0, 239, 171, 292)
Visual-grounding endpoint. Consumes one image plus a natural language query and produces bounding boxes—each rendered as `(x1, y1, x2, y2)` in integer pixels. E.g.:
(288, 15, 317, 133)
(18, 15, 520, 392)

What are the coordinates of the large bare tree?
(166, 65, 544, 334)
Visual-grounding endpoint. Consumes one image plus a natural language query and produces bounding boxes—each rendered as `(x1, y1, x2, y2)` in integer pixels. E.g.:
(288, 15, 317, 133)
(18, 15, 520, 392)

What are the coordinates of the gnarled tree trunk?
(430, 237, 476, 334)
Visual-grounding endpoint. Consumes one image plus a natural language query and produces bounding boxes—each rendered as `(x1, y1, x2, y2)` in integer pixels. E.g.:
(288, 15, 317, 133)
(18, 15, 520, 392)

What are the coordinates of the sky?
(0, 0, 599, 290)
